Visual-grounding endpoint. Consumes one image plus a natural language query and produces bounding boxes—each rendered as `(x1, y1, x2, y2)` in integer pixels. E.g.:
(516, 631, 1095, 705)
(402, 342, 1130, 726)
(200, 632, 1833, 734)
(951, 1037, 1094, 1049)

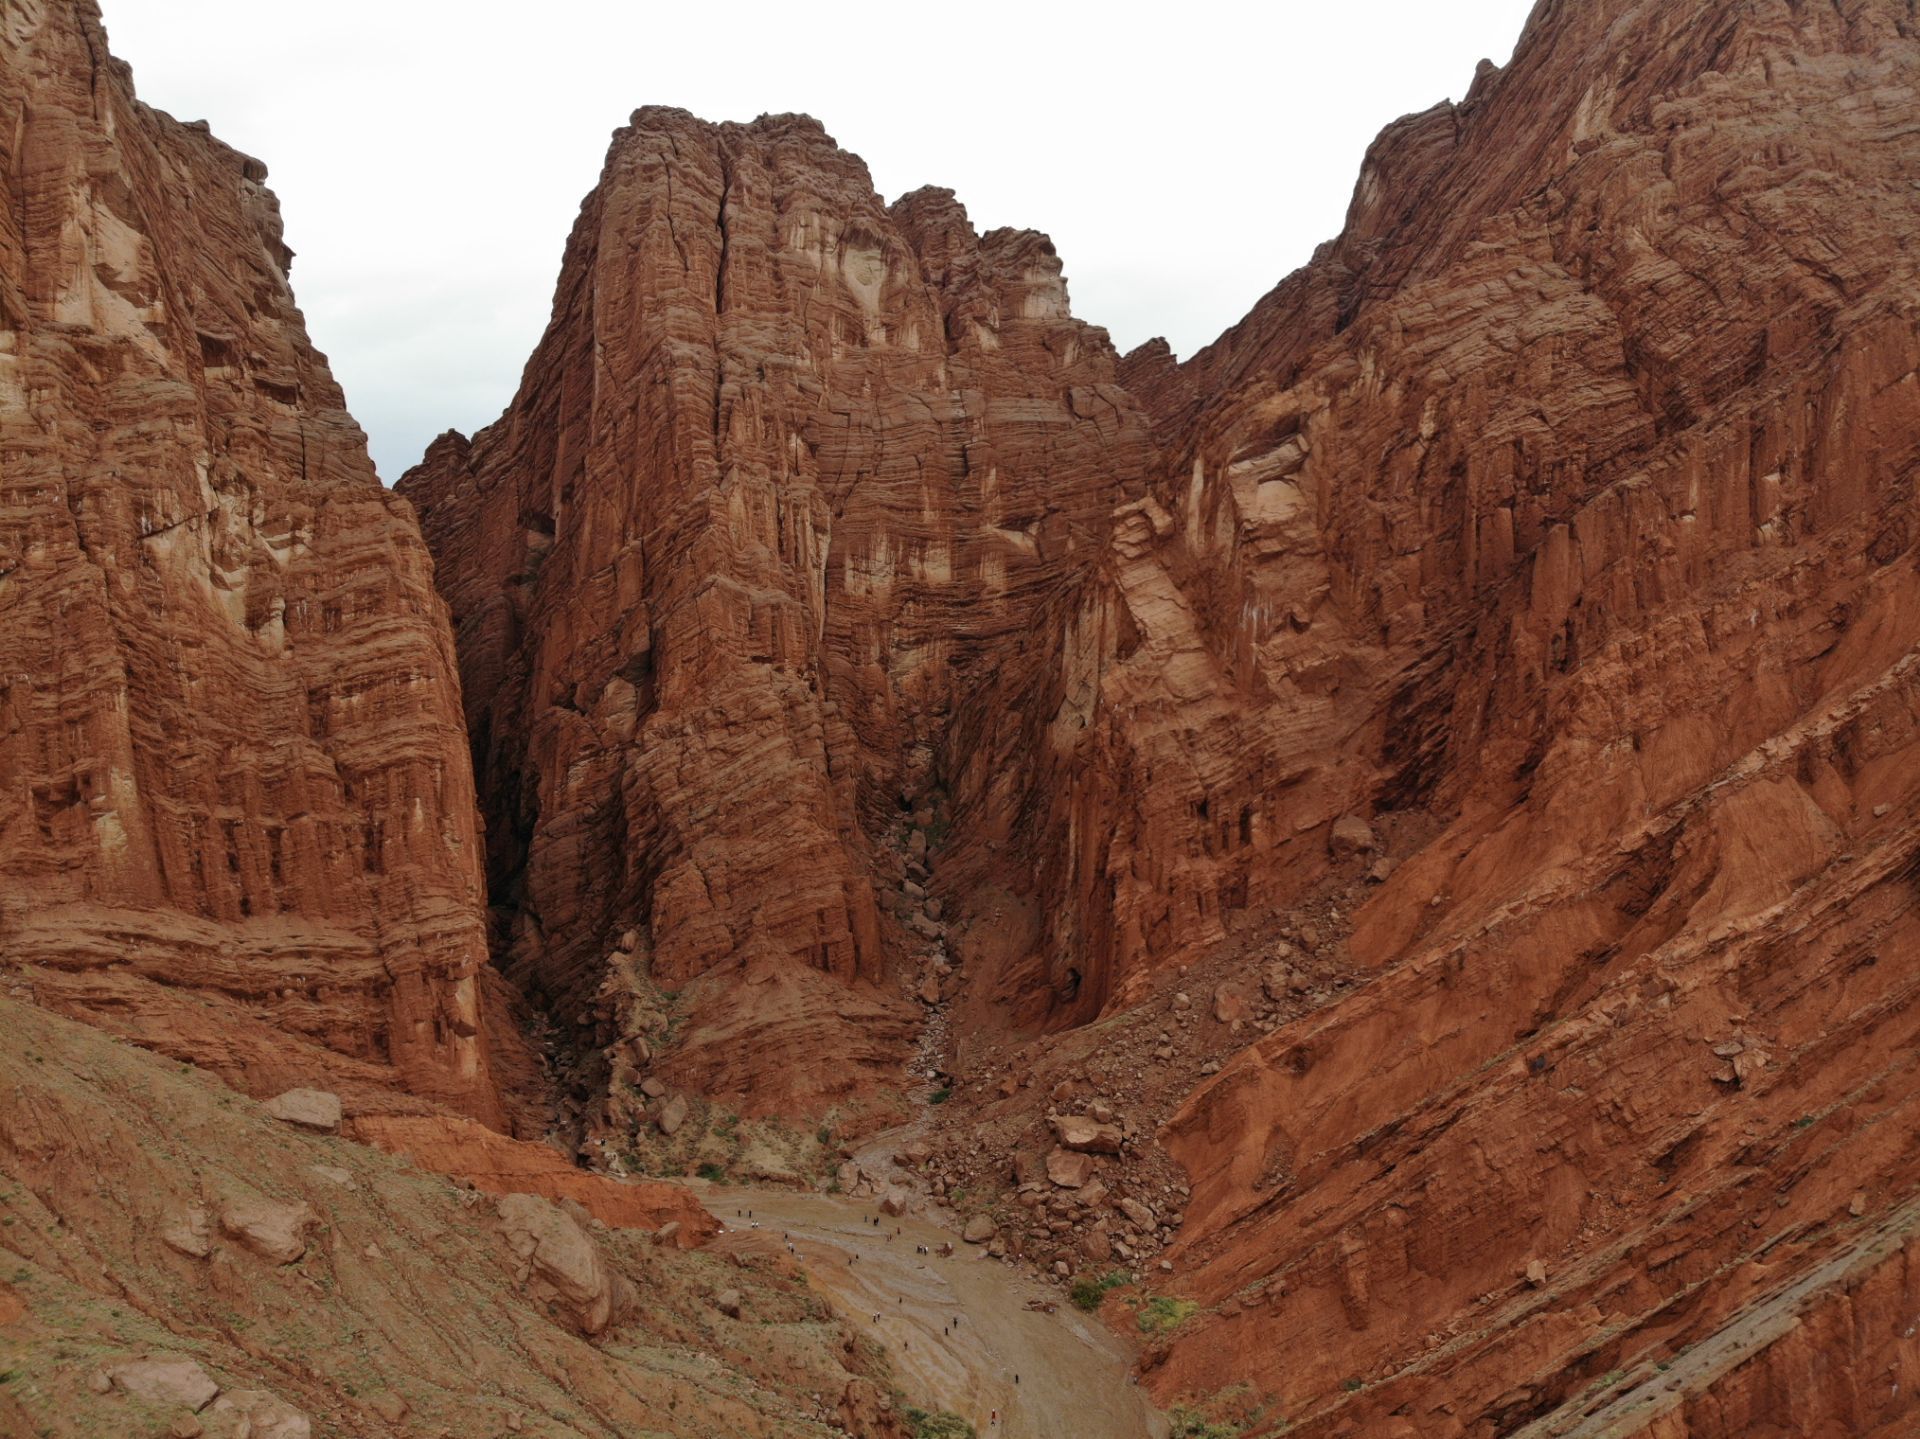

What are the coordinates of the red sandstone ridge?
(0, 0, 516, 1124)
(350, 1114, 719, 1243)
(1103, 0, 1920, 1432)
(7, 0, 1920, 1433)
(399, 0, 1920, 1432)
(398, 111, 1160, 1115)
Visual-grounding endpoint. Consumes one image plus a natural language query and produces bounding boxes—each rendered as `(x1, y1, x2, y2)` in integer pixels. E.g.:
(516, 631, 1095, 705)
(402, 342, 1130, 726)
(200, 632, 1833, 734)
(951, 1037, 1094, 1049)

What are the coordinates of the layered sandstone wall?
(961, 0, 1920, 1026)
(2, 0, 1913, 1431)
(399, 110, 1160, 1113)
(1091, 0, 1920, 1428)
(0, 0, 506, 1122)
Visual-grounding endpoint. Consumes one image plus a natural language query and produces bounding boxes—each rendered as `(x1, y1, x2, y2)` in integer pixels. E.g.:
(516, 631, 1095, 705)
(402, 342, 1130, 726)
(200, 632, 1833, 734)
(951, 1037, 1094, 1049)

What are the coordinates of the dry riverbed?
(700, 1186, 1167, 1438)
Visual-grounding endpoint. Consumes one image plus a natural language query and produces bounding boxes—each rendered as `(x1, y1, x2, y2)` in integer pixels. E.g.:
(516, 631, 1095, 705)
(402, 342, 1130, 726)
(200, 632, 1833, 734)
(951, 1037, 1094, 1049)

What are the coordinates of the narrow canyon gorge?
(5, 0, 1920, 1435)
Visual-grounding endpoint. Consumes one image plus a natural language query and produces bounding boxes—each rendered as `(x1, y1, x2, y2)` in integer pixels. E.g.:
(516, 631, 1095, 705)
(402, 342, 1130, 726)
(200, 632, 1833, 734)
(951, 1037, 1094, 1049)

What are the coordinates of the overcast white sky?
(101, 0, 1537, 482)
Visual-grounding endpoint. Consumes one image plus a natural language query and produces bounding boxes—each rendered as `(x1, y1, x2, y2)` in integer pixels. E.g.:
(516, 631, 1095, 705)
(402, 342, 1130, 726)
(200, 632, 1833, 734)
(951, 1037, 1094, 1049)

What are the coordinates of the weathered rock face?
(399, 109, 1158, 1112)
(30, 0, 1898, 1425)
(1106, 0, 1920, 1430)
(0, 2, 506, 1122)
(396, 11, 1920, 1427)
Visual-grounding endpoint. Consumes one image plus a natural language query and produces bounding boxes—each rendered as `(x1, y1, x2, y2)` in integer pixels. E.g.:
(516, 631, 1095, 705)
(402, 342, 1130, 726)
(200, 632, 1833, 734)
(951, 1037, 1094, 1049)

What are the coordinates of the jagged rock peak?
(399, 98, 1157, 1116)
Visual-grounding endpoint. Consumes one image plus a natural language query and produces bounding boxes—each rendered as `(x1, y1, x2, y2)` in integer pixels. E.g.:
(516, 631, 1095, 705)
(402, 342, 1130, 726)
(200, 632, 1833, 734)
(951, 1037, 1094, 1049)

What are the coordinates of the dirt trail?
(702, 1187, 1165, 1439)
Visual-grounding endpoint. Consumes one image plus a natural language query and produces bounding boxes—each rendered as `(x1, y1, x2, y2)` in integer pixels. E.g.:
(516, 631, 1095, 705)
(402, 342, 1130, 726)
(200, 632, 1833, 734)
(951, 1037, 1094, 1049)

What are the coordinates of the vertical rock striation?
(1097, 0, 1920, 1429)
(0, 0, 504, 1123)
(400, 110, 1159, 1112)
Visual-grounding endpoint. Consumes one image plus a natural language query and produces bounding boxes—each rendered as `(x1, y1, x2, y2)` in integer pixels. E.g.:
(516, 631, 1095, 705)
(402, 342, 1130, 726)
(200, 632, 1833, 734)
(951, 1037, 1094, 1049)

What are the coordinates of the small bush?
(1138, 1295, 1199, 1334)
(696, 1162, 727, 1183)
(1169, 1407, 1243, 1439)
(905, 1408, 976, 1439)
(1071, 1269, 1130, 1311)
(928, 1087, 952, 1105)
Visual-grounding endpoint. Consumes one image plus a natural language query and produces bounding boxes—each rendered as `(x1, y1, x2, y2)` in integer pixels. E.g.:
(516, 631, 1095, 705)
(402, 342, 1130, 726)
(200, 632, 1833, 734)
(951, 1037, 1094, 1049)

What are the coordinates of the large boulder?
(160, 1206, 213, 1260)
(838, 1377, 912, 1439)
(1212, 979, 1258, 1025)
(1050, 1114, 1124, 1155)
(219, 1199, 318, 1265)
(655, 1093, 690, 1135)
(1260, 962, 1299, 1003)
(1329, 814, 1378, 859)
(206, 1390, 310, 1439)
(106, 1356, 219, 1411)
(1046, 1148, 1096, 1188)
(497, 1192, 634, 1336)
(263, 1089, 342, 1134)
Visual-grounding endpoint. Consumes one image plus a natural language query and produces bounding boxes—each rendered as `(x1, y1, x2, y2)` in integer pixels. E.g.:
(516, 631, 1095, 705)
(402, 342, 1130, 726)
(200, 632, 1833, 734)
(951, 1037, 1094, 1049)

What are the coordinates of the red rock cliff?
(0, 0, 505, 1124)
(1093, 0, 1920, 1430)
(396, 0, 1920, 1430)
(399, 110, 1160, 1114)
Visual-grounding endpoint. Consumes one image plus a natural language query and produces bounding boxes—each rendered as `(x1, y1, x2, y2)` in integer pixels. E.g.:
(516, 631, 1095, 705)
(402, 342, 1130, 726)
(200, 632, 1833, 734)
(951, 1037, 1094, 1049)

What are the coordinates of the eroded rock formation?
(10, 0, 1920, 1433)
(1118, 0, 1920, 1431)
(399, 110, 1159, 1112)
(0, 0, 508, 1121)
(407, 0, 1920, 1431)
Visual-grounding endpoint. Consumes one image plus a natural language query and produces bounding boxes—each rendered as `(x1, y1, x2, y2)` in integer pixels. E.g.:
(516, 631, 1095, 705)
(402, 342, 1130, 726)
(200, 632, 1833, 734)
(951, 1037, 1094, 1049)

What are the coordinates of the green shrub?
(1169, 1407, 1243, 1439)
(905, 1408, 976, 1439)
(1071, 1269, 1130, 1311)
(1138, 1295, 1199, 1334)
